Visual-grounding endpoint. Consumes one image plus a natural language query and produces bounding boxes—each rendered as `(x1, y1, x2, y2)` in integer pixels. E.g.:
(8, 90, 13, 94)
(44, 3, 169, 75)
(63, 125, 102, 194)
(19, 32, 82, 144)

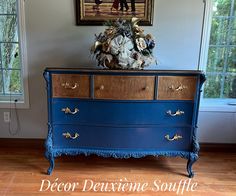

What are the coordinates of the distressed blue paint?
(44, 68, 205, 177)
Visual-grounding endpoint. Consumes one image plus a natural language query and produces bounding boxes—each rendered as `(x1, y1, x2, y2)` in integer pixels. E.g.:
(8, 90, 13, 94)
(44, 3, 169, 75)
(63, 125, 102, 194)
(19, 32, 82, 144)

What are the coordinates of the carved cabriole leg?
(46, 154, 55, 175)
(187, 153, 198, 178)
(186, 127, 200, 178)
(45, 123, 54, 175)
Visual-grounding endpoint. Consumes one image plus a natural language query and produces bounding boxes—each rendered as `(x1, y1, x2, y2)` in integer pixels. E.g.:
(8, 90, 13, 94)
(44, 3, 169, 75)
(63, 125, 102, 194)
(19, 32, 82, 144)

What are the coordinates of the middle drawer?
(94, 75, 155, 100)
(52, 100, 194, 126)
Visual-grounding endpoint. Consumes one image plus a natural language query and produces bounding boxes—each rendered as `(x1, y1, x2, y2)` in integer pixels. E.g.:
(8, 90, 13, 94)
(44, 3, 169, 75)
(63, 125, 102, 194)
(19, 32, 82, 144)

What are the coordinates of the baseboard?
(0, 138, 45, 150)
(0, 139, 235, 153)
(200, 143, 236, 153)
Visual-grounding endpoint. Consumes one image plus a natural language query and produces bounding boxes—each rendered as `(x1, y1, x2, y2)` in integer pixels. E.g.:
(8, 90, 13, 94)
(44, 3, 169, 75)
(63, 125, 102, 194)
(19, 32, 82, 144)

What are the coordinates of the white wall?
(0, 0, 235, 143)
(198, 111, 236, 143)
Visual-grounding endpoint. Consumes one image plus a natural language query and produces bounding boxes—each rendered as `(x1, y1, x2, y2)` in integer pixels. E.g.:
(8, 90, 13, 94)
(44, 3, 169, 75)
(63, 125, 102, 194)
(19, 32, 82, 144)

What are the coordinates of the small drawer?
(52, 100, 194, 126)
(53, 125, 191, 151)
(157, 76, 197, 100)
(94, 75, 155, 100)
(52, 74, 90, 98)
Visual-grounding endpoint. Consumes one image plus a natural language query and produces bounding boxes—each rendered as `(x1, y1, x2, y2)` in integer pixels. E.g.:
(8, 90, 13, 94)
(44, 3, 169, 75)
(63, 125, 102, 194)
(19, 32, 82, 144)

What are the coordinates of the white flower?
(136, 38, 147, 51)
(110, 35, 134, 55)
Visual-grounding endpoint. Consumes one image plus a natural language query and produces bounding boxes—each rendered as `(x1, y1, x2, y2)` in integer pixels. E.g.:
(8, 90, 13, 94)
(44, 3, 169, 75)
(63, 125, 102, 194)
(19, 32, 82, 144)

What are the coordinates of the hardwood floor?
(0, 146, 236, 196)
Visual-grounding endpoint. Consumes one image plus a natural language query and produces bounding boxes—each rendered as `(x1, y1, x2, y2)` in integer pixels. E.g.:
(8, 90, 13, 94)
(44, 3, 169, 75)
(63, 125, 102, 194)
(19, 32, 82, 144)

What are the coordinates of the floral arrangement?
(91, 17, 157, 69)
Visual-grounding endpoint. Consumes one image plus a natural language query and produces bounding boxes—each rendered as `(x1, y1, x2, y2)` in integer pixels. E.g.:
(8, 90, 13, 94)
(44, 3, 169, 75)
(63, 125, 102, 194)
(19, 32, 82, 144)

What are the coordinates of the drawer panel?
(52, 74, 90, 98)
(94, 75, 155, 100)
(52, 100, 194, 126)
(53, 125, 192, 151)
(158, 76, 197, 100)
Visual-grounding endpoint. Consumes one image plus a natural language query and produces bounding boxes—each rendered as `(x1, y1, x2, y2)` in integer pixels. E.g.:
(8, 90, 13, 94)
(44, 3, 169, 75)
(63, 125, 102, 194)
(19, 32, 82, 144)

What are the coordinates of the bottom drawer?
(53, 125, 192, 151)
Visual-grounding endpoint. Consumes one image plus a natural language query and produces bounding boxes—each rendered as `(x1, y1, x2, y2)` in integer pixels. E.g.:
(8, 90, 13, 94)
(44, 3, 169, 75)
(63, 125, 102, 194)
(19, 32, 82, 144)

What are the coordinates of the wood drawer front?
(158, 76, 197, 100)
(52, 74, 90, 98)
(94, 75, 155, 100)
(53, 125, 191, 151)
(52, 100, 194, 126)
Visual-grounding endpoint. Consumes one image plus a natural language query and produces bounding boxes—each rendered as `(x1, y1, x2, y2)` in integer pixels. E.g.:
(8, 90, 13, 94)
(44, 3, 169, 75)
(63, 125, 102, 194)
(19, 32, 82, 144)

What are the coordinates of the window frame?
(199, 0, 236, 112)
(0, 0, 29, 109)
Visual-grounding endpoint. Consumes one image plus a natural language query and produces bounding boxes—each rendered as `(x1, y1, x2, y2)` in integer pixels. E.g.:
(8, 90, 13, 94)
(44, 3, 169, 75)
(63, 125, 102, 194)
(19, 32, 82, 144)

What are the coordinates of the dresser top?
(44, 67, 204, 75)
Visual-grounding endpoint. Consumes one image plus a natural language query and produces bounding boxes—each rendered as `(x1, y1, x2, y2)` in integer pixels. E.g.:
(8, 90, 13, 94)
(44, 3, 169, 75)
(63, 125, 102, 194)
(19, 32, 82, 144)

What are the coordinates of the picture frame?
(76, 0, 154, 26)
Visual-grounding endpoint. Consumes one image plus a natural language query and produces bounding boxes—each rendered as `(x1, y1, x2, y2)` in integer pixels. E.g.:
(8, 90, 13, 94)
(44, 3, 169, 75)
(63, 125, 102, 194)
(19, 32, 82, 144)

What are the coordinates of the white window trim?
(200, 99, 236, 112)
(199, 0, 236, 113)
(198, 0, 213, 71)
(0, 0, 29, 109)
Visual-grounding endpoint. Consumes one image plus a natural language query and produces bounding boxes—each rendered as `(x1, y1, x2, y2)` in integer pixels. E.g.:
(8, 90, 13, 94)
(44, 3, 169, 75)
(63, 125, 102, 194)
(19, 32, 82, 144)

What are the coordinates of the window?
(0, 0, 28, 108)
(203, 0, 236, 99)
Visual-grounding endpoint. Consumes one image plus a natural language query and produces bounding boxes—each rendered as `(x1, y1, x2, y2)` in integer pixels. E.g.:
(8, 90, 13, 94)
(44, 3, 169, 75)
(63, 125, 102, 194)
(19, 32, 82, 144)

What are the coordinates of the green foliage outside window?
(0, 0, 22, 96)
(204, 0, 236, 99)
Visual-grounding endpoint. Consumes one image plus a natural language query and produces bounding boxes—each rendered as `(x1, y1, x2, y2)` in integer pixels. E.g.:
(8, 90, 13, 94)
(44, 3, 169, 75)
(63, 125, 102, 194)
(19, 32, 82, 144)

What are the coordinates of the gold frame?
(76, 0, 154, 26)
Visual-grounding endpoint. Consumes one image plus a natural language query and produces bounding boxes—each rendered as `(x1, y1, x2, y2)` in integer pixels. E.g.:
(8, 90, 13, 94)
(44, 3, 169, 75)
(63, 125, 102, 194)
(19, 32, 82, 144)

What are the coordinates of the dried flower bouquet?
(91, 17, 157, 69)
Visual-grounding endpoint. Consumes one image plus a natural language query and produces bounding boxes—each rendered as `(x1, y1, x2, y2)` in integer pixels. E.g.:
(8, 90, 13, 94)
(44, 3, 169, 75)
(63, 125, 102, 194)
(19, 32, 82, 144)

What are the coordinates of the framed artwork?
(76, 0, 154, 26)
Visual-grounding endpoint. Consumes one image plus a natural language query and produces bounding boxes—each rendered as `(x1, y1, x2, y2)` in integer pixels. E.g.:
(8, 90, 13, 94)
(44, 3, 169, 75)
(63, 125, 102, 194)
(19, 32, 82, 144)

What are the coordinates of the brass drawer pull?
(61, 82, 78, 90)
(61, 107, 79, 114)
(165, 134, 183, 141)
(143, 86, 150, 91)
(99, 85, 105, 90)
(168, 84, 187, 91)
(166, 110, 184, 116)
(63, 132, 79, 139)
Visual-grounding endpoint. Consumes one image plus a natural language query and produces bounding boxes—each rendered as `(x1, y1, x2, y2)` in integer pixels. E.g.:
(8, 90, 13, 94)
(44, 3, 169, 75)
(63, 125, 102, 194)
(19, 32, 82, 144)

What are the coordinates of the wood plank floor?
(0, 147, 236, 196)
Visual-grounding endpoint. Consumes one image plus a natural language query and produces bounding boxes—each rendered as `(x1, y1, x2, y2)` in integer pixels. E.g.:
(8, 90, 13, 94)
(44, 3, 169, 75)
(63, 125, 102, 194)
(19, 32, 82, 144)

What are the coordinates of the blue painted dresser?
(44, 68, 205, 177)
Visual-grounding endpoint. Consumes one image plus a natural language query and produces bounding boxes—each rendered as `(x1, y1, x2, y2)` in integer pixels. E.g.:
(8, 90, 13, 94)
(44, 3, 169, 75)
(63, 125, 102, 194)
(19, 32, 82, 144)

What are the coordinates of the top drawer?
(52, 74, 90, 98)
(158, 76, 197, 100)
(94, 75, 155, 100)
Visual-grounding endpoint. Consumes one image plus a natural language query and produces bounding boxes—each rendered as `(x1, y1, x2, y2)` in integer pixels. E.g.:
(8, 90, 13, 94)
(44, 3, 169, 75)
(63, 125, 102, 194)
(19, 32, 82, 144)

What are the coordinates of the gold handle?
(100, 85, 105, 90)
(168, 84, 187, 91)
(63, 132, 79, 139)
(61, 82, 78, 90)
(143, 86, 150, 91)
(166, 110, 184, 117)
(165, 134, 183, 141)
(61, 107, 79, 114)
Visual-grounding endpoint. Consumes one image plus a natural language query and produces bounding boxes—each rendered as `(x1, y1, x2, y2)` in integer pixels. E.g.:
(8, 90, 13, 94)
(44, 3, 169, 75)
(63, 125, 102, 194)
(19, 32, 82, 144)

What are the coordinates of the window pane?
(0, 0, 17, 14)
(0, 71, 3, 94)
(231, 30, 236, 45)
(204, 74, 222, 98)
(234, 0, 236, 16)
(3, 69, 22, 94)
(0, 47, 2, 68)
(204, 0, 236, 99)
(223, 75, 236, 98)
(206, 47, 225, 72)
(210, 18, 229, 45)
(213, 0, 232, 16)
(0, 15, 18, 42)
(227, 47, 236, 72)
(1, 43, 20, 69)
(230, 19, 236, 45)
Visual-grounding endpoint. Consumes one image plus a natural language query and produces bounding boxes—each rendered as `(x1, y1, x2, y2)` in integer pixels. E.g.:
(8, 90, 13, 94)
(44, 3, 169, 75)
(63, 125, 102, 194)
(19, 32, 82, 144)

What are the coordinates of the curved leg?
(187, 154, 198, 178)
(45, 153, 55, 175)
(44, 124, 54, 175)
